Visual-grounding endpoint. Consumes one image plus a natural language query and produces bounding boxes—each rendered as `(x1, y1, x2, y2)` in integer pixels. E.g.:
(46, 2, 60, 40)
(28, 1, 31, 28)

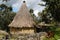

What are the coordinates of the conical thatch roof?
(9, 1, 35, 28)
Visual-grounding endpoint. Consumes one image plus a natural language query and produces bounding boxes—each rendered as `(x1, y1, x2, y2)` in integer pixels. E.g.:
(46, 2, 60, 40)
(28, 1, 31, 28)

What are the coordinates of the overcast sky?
(0, 0, 45, 16)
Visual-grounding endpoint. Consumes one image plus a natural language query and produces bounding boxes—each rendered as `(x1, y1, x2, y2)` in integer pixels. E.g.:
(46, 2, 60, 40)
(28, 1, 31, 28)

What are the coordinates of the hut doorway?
(36, 27, 42, 33)
(35, 26, 43, 33)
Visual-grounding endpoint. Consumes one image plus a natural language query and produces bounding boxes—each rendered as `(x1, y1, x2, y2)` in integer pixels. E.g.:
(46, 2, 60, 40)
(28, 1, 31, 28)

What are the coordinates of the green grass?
(54, 34, 60, 40)
(43, 26, 60, 40)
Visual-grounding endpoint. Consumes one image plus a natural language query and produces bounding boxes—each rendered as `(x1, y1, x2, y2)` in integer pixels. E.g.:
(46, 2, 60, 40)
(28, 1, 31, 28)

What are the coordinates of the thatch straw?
(38, 22, 53, 26)
(9, 1, 35, 28)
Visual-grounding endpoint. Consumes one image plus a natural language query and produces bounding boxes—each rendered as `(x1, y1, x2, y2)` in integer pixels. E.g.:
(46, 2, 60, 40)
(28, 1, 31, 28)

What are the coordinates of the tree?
(29, 9, 38, 24)
(38, 0, 60, 38)
(0, 4, 12, 12)
(0, 4, 16, 32)
(29, 9, 34, 13)
(40, 0, 60, 22)
(38, 9, 53, 24)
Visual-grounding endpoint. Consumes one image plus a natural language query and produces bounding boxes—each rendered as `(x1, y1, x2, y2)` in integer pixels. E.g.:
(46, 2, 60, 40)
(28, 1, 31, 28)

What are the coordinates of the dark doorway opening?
(36, 27, 42, 33)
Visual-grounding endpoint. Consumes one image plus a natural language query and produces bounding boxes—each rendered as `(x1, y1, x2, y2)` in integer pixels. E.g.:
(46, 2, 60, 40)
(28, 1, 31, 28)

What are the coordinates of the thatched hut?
(8, 1, 35, 35)
(36, 22, 53, 33)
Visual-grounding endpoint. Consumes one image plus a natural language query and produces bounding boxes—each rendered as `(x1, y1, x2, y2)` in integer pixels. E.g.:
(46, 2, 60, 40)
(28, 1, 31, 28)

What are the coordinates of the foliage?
(29, 9, 39, 24)
(29, 9, 34, 13)
(40, 0, 60, 22)
(38, 0, 60, 39)
(38, 10, 53, 24)
(0, 4, 12, 12)
(0, 4, 16, 32)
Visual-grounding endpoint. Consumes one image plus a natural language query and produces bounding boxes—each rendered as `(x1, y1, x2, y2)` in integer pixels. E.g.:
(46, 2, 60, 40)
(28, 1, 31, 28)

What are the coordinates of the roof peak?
(23, 1, 26, 3)
(8, 0, 35, 27)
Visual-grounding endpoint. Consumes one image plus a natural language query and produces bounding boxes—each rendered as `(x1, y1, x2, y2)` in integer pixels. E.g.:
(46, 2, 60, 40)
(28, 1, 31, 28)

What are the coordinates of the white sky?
(0, 0, 46, 17)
